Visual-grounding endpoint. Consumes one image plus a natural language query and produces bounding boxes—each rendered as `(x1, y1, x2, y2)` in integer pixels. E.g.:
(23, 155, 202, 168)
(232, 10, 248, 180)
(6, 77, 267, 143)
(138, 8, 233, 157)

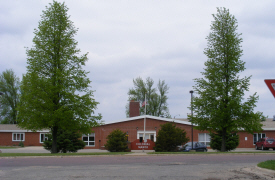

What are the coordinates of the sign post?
(264, 79, 275, 98)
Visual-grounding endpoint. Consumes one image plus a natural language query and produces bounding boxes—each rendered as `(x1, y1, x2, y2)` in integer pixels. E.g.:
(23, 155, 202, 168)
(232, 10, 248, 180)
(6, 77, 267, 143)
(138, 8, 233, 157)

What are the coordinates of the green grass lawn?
(0, 152, 131, 157)
(0, 146, 19, 149)
(258, 160, 275, 171)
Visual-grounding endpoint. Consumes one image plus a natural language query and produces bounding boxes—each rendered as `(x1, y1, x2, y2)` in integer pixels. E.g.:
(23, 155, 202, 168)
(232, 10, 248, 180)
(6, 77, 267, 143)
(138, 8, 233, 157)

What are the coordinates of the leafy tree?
(127, 77, 170, 118)
(105, 129, 128, 152)
(17, 1, 101, 153)
(210, 131, 239, 151)
(191, 8, 263, 152)
(155, 123, 189, 152)
(43, 129, 85, 153)
(0, 69, 20, 124)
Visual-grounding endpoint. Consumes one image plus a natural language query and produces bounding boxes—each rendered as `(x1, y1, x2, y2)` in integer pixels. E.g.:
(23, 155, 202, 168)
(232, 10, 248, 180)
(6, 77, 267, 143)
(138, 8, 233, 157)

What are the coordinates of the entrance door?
(137, 131, 156, 142)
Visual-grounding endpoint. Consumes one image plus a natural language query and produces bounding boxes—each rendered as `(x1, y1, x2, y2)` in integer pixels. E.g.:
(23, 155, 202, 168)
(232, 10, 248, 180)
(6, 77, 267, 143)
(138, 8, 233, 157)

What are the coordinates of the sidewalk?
(1, 146, 272, 153)
(0, 146, 108, 153)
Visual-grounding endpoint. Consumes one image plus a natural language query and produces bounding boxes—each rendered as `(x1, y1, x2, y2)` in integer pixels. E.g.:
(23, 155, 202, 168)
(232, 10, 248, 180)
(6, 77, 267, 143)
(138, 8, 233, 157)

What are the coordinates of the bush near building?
(210, 131, 239, 151)
(43, 130, 85, 153)
(155, 123, 189, 152)
(105, 129, 128, 152)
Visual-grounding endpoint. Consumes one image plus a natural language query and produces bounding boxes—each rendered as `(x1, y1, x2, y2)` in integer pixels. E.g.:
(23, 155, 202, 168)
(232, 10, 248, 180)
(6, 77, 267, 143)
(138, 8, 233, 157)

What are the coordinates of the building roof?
(262, 118, 275, 130)
(104, 115, 192, 126)
(0, 124, 49, 132)
(175, 118, 275, 130)
(1, 117, 274, 132)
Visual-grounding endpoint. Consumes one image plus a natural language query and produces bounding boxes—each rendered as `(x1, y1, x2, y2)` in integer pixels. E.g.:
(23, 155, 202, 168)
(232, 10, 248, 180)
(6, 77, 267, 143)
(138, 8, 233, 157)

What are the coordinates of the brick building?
(0, 124, 49, 146)
(0, 101, 275, 150)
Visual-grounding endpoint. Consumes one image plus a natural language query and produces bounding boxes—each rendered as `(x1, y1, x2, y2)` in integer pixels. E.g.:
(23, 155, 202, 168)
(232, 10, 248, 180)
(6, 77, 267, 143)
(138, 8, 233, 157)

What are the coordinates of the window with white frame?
(137, 131, 156, 142)
(198, 133, 210, 146)
(253, 133, 266, 144)
(12, 133, 25, 141)
(40, 133, 49, 143)
(82, 133, 95, 146)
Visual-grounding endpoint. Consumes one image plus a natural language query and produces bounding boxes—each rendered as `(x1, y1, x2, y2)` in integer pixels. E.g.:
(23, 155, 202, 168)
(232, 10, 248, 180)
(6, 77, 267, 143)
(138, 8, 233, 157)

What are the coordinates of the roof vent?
(273, 115, 275, 121)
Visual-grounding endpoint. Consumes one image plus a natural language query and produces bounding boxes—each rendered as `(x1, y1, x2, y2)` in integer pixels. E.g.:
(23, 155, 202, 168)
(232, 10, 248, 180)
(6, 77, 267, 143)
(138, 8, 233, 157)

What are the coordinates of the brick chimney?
(129, 100, 140, 117)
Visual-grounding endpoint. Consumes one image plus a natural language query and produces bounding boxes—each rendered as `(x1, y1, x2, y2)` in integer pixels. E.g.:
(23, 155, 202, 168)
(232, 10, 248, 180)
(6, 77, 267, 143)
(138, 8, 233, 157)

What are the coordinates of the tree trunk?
(221, 128, 226, 152)
(51, 126, 58, 153)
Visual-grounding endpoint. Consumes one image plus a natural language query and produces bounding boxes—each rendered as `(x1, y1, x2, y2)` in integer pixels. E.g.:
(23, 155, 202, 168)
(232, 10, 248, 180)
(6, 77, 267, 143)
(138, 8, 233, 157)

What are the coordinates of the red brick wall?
(237, 132, 254, 148)
(86, 118, 205, 149)
(237, 131, 275, 148)
(0, 132, 13, 146)
(86, 118, 275, 150)
(2, 119, 274, 149)
(25, 132, 42, 146)
(0, 132, 43, 146)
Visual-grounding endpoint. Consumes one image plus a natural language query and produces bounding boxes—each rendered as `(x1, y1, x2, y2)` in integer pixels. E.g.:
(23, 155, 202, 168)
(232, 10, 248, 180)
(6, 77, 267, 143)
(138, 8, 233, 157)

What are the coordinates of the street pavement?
(1, 146, 275, 179)
(1, 151, 275, 180)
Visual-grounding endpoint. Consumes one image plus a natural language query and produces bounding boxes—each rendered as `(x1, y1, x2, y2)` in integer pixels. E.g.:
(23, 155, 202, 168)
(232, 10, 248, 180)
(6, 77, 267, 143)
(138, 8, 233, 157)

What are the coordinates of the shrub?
(43, 129, 85, 153)
(210, 131, 239, 151)
(105, 129, 128, 152)
(155, 123, 189, 152)
(19, 141, 24, 147)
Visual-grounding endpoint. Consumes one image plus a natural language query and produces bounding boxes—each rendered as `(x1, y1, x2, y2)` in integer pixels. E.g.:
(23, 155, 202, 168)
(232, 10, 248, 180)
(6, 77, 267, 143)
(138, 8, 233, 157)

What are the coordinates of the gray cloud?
(1, 1, 275, 122)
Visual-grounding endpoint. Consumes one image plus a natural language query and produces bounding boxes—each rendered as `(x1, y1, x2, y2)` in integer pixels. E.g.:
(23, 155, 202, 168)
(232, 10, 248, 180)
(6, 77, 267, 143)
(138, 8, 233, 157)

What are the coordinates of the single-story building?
(1, 101, 275, 150)
(0, 124, 49, 146)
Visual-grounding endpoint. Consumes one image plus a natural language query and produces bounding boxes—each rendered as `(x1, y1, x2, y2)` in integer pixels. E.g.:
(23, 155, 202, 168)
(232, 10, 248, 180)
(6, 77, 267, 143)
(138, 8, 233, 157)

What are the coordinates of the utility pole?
(190, 90, 194, 150)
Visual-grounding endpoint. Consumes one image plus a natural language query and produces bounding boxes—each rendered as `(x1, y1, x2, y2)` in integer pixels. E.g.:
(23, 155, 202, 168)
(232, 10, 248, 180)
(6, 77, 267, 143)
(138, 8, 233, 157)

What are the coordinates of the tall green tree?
(127, 77, 170, 118)
(191, 8, 263, 152)
(0, 69, 20, 124)
(17, 1, 101, 153)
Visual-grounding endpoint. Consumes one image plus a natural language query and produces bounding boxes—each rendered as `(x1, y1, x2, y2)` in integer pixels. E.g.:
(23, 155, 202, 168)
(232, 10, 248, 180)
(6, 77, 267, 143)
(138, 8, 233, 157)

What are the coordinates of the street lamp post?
(189, 90, 194, 150)
(0, 92, 3, 122)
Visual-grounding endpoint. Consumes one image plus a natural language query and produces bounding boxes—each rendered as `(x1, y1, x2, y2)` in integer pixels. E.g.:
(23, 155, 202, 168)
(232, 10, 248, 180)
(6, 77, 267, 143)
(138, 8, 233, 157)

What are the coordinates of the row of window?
(12, 133, 49, 143)
(11, 132, 267, 147)
(198, 133, 267, 146)
(12, 133, 96, 146)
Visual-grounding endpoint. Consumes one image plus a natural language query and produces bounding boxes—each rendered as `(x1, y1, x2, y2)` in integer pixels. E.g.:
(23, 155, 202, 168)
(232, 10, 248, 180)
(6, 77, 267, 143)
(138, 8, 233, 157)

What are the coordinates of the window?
(253, 133, 265, 144)
(82, 134, 95, 146)
(12, 133, 25, 141)
(40, 133, 49, 143)
(137, 131, 156, 142)
(199, 133, 210, 146)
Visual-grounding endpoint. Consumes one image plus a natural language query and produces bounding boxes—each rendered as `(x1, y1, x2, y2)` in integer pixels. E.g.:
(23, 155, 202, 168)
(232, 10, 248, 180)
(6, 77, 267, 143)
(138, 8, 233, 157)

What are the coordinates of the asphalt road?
(1, 154, 275, 180)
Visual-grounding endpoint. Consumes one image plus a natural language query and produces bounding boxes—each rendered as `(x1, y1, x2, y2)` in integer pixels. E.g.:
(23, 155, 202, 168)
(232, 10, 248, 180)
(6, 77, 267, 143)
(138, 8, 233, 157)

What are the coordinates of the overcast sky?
(1, 1, 275, 123)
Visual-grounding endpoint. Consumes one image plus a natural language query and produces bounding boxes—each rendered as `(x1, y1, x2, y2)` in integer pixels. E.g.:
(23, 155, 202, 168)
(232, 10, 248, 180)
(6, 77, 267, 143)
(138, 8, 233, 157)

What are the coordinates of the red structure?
(1, 101, 275, 150)
(129, 100, 140, 117)
(131, 139, 155, 150)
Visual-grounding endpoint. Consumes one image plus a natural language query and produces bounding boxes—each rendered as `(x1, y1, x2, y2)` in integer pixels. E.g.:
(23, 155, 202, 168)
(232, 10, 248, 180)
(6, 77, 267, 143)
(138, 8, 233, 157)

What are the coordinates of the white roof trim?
(0, 130, 50, 133)
(262, 128, 275, 131)
(104, 115, 193, 126)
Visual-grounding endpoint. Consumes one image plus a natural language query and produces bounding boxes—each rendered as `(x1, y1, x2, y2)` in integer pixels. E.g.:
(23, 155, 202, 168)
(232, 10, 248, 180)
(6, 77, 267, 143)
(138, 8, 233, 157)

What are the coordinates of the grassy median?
(0, 146, 18, 149)
(0, 152, 131, 157)
(258, 160, 275, 171)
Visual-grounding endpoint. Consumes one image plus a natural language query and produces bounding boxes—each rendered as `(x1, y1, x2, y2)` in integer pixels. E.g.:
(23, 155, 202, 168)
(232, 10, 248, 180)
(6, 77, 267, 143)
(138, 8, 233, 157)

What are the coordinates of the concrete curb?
(255, 166, 275, 177)
(241, 166, 275, 179)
